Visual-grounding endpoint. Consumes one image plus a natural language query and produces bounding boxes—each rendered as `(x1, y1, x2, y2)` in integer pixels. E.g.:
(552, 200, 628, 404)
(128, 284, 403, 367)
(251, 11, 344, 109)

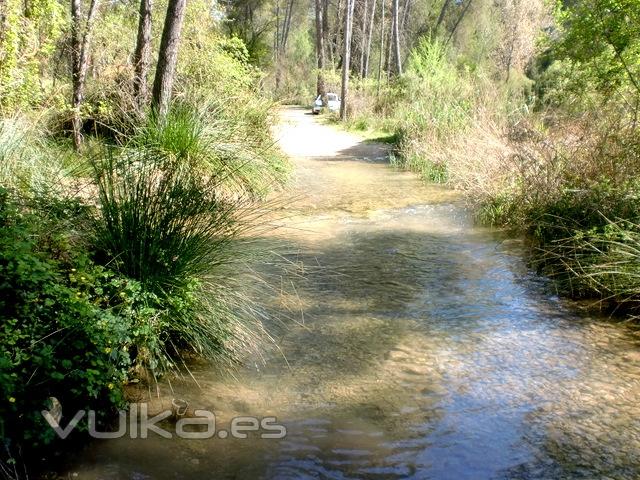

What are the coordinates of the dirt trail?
(273, 107, 459, 215)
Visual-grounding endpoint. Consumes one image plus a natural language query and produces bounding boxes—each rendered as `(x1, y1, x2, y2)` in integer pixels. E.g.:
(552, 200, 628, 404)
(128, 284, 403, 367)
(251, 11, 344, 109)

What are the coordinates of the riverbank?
(0, 78, 289, 477)
(333, 87, 640, 322)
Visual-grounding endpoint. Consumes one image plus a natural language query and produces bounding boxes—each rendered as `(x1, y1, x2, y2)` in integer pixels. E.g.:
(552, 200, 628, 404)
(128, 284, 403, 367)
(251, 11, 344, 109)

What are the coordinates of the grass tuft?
(90, 145, 274, 372)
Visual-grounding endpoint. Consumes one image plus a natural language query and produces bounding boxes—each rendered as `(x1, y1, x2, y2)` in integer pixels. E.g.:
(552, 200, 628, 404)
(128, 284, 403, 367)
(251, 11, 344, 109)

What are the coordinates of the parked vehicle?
(312, 93, 341, 114)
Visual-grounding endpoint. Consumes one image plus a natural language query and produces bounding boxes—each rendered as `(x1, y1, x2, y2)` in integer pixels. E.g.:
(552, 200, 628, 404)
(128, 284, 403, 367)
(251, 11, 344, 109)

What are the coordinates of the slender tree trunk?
(392, 0, 401, 75)
(335, 0, 343, 68)
(322, 0, 332, 67)
(71, 0, 100, 150)
(376, 0, 385, 96)
(434, 0, 451, 37)
(363, 0, 376, 78)
(70, 0, 82, 148)
(400, 0, 410, 31)
(274, 0, 280, 53)
(445, 0, 472, 46)
(340, 0, 354, 120)
(385, 7, 393, 80)
(151, 0, 187, 117)
(133, 0, 152, 108)
(358, 0, 368, 78)
(399, 0, 411, 67)
(274, 0, 280, 90)
(315, 0, 326, 100)
(280, 0, 294, 51)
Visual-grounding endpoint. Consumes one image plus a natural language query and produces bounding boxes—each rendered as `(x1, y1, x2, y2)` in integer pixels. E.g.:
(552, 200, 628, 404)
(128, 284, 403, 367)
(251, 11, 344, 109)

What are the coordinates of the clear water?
(65, 109, 640, 480)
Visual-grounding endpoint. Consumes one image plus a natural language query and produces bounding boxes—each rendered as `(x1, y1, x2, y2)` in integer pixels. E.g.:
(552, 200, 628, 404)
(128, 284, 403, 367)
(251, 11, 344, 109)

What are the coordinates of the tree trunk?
(434, 0, 450, 37)
(133, 0, 152, 108)
(315, 0, 326, 100)
(445, 0, 472, 46)
(280, 0, 294, 52)
(392, 0, 402, 76)
(334, 0, 343, 69)
(70, 0, 100, 149)
(358, 0, 368, 78)
(274, 0, 282, 90)
(333, 0, 347, 69)
(151, 0, 187, 117)
(274, 0, 280, 54)
(400, 0, 410, 32)
(385, 7, 393, 80)
(340, 0, 354, 120)
(399, 0, 411, 67)
(363, 0, 376, 78)
(322, 0, 332, 67)
(376, 0, 385, 96)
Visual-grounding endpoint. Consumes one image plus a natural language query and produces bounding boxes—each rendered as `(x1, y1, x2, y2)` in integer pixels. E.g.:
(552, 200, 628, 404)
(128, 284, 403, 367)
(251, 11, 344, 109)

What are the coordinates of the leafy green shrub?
(552, 0, 640, 112)
(0, 188, 131, 455)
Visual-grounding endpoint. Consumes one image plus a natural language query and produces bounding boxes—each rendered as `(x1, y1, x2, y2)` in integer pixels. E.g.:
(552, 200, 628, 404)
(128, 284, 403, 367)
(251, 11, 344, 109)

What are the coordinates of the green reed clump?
(127, 102, 289, 196)
(536, 219, 640, 315)
(90, 144, 271, 372)
(0, 118, 59, 194)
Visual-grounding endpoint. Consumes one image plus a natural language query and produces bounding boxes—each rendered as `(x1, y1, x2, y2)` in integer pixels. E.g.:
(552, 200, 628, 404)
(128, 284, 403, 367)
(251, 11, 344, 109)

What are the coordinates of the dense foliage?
(0, 0, 66, 111)
(0, 0, 289, 472)
(0, 189, 130, 449)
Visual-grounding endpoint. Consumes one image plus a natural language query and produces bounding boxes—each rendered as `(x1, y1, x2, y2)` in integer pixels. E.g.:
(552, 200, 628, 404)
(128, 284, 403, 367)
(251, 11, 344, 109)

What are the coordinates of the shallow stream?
(66, 108, 640, 480)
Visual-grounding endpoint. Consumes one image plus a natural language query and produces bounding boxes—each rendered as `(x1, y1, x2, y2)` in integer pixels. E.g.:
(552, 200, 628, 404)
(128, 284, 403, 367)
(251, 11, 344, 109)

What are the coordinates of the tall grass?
(90, 144, 275, 372)
(128, 102, 289, 196)
(536, 219, 640, 316)
(92, 152, 240, 292)
(462, 115, 640, 317)
(0, 118, 62, 194)
(345, 39, 514, 183)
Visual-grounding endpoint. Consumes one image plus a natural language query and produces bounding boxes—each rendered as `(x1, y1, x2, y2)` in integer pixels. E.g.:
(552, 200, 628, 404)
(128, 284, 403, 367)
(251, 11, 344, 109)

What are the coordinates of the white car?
(312, 93, 341, 114)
